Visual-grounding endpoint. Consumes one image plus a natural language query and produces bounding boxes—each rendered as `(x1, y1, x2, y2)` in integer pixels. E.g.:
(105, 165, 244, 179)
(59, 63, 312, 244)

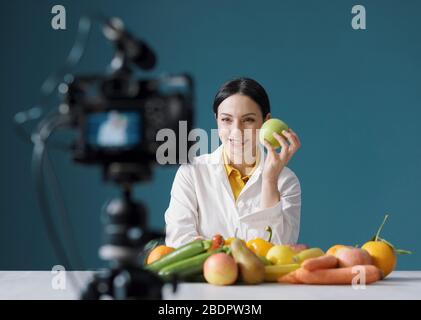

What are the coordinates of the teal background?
(0, 0, 419, 270)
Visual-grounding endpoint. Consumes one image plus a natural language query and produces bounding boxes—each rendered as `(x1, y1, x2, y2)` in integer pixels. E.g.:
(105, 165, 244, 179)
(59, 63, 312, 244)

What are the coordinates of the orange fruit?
(326, 244, 347, 256)
(362, 241, 396, 277)
(146, 245, 175, 264)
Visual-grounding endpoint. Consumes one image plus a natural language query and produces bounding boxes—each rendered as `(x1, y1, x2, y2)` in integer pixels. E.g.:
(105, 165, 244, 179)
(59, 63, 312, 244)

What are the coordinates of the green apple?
(259, 118, 289, 149)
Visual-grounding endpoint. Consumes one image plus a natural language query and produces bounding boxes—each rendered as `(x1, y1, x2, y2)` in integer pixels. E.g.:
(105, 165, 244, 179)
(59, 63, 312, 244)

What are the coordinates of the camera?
(68, 73, 194, 169)
(62, 17, 194, 177)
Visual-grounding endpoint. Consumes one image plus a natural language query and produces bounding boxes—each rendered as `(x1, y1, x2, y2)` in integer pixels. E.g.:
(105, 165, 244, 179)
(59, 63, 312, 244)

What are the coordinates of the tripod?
(80, 163, 171, 299)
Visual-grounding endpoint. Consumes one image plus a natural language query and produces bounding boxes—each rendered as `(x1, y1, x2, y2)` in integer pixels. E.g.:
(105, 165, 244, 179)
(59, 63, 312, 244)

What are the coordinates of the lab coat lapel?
(209, 144, 266, 203)
(211, 145, 236, 203)
(236, 144, 265, 198)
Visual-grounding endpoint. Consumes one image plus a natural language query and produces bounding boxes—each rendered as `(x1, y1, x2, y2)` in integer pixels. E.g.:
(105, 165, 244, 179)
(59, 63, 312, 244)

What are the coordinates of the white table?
(0, 271, 420, 300)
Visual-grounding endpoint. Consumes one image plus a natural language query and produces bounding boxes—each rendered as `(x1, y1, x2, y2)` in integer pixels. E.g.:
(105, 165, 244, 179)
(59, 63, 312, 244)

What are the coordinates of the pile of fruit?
(144, 215, 411, 285)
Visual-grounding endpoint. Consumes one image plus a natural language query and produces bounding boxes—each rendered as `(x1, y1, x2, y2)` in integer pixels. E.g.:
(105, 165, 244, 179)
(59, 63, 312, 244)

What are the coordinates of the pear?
(230, 238, 265, 284)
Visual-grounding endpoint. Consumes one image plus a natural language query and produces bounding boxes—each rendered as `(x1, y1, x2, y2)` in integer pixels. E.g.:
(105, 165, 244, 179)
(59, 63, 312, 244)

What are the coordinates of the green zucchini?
(145, 239, 211, 273)
(158, 247, 226, 282)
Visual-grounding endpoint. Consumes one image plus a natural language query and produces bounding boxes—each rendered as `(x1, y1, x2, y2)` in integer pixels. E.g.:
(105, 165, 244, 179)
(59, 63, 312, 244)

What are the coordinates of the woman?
(165, 77, 302, 248)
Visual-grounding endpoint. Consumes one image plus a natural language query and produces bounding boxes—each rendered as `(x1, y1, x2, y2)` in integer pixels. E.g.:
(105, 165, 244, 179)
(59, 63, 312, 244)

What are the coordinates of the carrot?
(278, 270, 303, 284)
(302, 254, 338, 271)
(294, 265, 382, 285)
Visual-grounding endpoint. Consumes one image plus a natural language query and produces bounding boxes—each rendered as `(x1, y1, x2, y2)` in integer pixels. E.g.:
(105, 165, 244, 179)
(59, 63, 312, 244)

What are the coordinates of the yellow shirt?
(223, 147, 260, 201)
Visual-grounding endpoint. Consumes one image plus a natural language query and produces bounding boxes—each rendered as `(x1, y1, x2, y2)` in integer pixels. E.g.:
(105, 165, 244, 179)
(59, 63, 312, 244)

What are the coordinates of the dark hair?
(213, 77, 271, 118)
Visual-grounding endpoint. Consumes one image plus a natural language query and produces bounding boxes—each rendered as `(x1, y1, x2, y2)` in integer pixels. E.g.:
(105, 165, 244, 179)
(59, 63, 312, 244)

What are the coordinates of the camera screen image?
(87, 110, 141, 149)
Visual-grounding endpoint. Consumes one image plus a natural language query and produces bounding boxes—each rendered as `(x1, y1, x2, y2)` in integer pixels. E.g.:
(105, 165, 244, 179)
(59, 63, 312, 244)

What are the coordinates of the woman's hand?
(262, 128, 301, 183)
(260, 128, 301, 209)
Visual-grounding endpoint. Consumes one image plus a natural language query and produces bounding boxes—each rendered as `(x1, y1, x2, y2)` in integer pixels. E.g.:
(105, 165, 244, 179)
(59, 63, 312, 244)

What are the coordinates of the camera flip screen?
(87, 110, 141, 149)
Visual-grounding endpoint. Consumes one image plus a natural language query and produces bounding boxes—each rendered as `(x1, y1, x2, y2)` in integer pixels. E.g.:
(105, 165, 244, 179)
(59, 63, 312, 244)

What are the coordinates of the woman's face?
(216, 94, 270, 164)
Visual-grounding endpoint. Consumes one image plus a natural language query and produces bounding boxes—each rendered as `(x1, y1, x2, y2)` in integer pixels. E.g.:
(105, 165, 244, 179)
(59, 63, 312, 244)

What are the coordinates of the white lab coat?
(164, 144, 301, 248)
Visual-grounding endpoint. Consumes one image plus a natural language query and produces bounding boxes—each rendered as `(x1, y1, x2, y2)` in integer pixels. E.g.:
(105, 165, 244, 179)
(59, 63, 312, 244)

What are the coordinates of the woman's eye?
(221, 118, 232, 122)
(244, 118, 255, 123)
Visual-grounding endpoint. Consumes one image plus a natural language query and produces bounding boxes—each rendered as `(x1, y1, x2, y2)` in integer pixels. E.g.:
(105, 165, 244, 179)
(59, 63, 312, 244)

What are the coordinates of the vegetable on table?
(231, 238, 265, 285)
(301, 255, 339, 271)
(158, 247, 227, 282)
(246, 226, 274, 257)
(264, 264, 300, 282)
(145, 239, 211, 273)
(362, 214, 412, 277)
(146, 245, 175, 265)
(279, 265, 383, 285)
(209, 234, 225, 251)
(293, 247, 325, 264)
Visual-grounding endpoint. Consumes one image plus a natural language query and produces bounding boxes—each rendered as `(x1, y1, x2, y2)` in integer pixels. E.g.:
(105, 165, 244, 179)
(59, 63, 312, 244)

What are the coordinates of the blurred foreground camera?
(23, 16, 195, 299)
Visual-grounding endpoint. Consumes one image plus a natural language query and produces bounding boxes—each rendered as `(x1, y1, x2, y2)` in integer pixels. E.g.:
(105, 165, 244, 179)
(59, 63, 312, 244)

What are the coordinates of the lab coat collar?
(222, 146, 260, 178)
(211, 143, 266, 201)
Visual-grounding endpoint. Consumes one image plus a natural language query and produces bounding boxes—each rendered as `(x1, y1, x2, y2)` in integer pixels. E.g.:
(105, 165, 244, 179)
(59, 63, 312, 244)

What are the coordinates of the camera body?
(67, 72, 194, 167)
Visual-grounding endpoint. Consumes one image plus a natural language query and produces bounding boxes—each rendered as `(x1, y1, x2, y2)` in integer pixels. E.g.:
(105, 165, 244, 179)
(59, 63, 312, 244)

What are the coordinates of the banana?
(264, 263, 300, 282)
(293, 248, 325, 264)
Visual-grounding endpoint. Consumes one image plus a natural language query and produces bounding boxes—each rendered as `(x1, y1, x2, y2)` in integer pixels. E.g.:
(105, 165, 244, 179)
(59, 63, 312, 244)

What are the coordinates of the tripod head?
(99, 163, 162, 266)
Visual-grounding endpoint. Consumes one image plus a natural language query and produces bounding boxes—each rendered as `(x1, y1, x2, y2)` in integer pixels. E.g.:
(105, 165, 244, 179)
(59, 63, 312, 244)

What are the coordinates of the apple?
(259, 118, 289, 149)
(335, 247, 373, 268)
(266, 245, 296, 265)
(203, 253, 238, 285)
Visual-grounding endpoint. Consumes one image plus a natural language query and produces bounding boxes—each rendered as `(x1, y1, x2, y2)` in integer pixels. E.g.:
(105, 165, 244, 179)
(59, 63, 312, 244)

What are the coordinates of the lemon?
(266, 245, 296, 265)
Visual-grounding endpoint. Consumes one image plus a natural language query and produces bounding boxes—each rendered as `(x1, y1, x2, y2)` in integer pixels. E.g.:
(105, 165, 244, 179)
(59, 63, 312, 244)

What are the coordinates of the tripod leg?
(80, 276, 102, 300)
(113, 268, 164, 300)
(80, 270, 114, 300)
